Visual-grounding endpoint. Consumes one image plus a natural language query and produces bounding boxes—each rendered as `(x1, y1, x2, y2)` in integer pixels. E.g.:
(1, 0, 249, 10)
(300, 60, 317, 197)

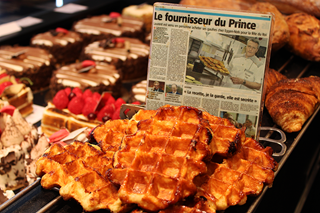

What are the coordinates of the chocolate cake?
(81, 37, 149, 81)
(72, 13, 146, 45)
(0, 46, 55, 91)
(50, 60, 122, 98)
(31, 28, 84, 65)
(130, 79, 147, 103)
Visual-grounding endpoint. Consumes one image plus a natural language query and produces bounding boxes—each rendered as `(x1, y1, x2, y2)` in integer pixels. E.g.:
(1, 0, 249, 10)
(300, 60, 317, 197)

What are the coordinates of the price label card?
(54, 3, 88, 14)
(0, 22, 21, 37)
(16, 17, 43, 28)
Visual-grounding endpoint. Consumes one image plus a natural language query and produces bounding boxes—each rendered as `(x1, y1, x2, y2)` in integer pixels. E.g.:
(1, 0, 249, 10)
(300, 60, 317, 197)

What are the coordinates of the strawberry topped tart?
(41, 87, 139, 136)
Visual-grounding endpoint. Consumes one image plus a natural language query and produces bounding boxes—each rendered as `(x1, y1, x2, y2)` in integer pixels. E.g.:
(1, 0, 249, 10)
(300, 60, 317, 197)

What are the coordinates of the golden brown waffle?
(37, 105, 278, 213)
(196, 137, 278, 211)
(36, 141, 130, 212)
(113, 106, 212, 211)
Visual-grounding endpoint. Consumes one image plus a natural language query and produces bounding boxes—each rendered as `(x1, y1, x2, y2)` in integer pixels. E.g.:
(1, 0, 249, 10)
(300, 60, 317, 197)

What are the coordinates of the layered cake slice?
(31, 27, 84, 65)
(73, 12, 146, 45)
(50, 60, 122, 98)
(81, 37, 149, 81)
(41, 87, 130, 136)
(0, 46, 55, 91)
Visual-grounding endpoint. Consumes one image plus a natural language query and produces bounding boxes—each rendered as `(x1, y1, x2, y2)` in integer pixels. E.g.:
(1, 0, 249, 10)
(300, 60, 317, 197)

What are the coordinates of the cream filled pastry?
(0, 106, 39, 192)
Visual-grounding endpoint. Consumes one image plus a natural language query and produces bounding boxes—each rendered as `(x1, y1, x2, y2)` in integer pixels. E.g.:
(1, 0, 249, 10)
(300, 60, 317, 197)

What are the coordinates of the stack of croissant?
(264, 68, 320, 132)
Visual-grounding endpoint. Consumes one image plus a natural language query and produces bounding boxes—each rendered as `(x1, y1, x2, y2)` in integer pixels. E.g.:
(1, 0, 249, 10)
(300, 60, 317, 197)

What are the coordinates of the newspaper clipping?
(146, 3, 272, 139)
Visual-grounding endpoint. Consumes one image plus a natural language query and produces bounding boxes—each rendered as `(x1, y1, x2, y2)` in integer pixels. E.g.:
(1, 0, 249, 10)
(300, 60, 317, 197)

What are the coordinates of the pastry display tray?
(1, 47, 320, 213)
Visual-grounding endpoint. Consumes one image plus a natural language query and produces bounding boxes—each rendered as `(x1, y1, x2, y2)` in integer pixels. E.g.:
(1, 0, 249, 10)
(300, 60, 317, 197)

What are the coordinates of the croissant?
(285, 13, 320, 62)
(265, 76, 320, 132)
(259, 0, 320, 18)
(249, 2, 290, 52)
(264, 68, 287, 94)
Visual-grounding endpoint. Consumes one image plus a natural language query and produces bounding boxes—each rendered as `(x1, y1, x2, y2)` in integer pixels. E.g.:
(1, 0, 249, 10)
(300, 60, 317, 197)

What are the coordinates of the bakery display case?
(0, 0, 320, 213)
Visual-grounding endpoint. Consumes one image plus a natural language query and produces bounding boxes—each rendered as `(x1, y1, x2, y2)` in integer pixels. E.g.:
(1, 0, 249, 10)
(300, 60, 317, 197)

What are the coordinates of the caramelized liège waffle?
(36, 141, 130, 212)
(94, 105, 213, 211)
(36, 105, 278, 213)
(196, 137, 278, 211)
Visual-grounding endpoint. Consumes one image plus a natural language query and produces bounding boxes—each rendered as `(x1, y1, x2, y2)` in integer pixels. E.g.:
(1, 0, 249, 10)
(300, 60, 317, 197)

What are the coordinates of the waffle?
(196, 137, 278, 211)
(36, 141, 130, 212)
(110, 106, 212, 211)
(37, 105, 278, 212)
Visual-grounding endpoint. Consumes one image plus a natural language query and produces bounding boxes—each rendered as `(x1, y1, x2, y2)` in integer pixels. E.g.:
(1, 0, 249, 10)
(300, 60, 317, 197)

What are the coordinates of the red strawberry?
(112, 107, 121, 120)
(0, 105, 16, 116)
(53, 90, 69, 109)
(0, 73, 8, 79)
(92, 92, 101, 102)
(56, 27, 69, 34)
(82, 97, 98, 117)
(97, 104, 115, 121)
(112, 38, 125, 44)
(49, 128, 69, 144)
(64, 87, 71, 96)
(101, 93, 112, 103)
(106, 95, 115, 105)
(83, 89, 93, 100)
(109, 12, 121, 18)
(114, 98, 126, 109)
(131, 101, 141, 105)
(0, 81, 13, 94)
(72, 87, 82, 94)
(68, 96, 85, 114)
(72, 87, 82, 98)
(82, 60, 96, 68)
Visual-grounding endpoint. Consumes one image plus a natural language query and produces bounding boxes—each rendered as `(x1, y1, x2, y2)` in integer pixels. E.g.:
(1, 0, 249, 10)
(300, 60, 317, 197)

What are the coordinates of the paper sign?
(16, 17, 43, 28)
(54, 3, 88, 14)
(0, 22, 21, 37)
(146, 3, 273, 140)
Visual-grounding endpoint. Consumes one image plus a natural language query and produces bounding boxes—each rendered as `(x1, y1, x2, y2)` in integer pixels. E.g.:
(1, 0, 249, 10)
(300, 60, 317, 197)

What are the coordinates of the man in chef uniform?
(223, 39, 264, 91)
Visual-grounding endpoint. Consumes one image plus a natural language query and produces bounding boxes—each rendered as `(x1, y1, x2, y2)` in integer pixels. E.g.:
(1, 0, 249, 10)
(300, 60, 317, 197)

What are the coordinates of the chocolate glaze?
(50, 61, 122, 98)
(31, 31, 84, 64)
(81, 37, 149, 81)
(0, 46, 55, 91)
(31, 31, 82, 47)
(73, 15, 146, 45)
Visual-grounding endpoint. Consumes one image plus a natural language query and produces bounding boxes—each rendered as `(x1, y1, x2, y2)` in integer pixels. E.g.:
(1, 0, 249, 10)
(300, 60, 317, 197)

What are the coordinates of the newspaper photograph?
(146, 3, 273, 139)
